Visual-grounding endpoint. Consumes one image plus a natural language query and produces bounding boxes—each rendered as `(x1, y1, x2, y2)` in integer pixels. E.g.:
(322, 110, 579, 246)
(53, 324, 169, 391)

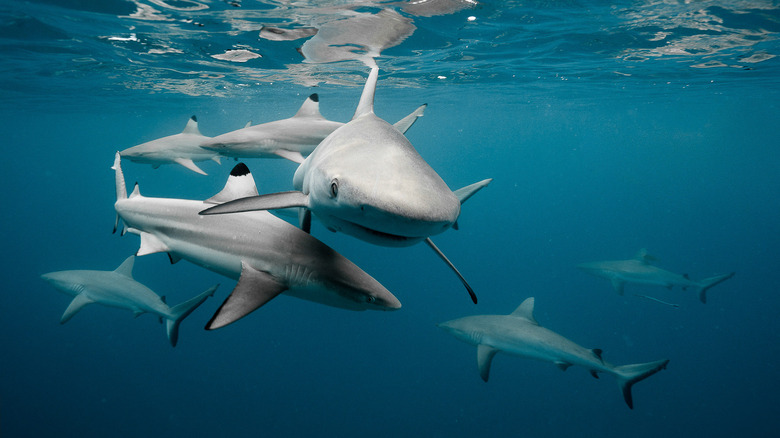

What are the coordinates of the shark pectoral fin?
(205, 262, 287, 330)
(274, 149, 306, 164)
(174, 158, 207, 175)
(200, 191, 309, 215)
(299, 208, 312, 233)
(60, 294, 94, 324)
(477, 344, 500, 382)
(555, 361, 573, 371)
(454, 178, 493, 205)
(211, 156, 222, 165)
(611, 278, 626, 295)
(137, 232, 171, 256)
(393, 103, 426, 134)
(424, 238, 477, 304)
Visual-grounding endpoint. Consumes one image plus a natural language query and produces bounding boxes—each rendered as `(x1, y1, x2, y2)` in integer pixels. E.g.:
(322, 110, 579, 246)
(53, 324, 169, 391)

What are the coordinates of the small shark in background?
(41, 256, 218, 347)
(119, 115, 220, 175)
(200, 68, 491, 304)
(437, 297, 670, 409)
(112, 153, 401, 329)
(577, 249, 735, 303)
(199, 93, 427, 164)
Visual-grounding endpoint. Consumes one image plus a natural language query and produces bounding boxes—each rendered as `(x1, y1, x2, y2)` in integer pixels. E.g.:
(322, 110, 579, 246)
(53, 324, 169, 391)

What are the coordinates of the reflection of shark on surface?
(119, 115, 220, 175)
(41, 256, 217, 347)
(577, 249, 734, 303)
(201, 68, 491, 304)
(200, 93, 426, 164)
(112, 153, 400, 330)
(437, 297, 670, 409)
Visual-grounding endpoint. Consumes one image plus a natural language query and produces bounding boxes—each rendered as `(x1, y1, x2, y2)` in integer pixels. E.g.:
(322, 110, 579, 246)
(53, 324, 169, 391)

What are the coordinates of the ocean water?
(2, 0, 779, 437)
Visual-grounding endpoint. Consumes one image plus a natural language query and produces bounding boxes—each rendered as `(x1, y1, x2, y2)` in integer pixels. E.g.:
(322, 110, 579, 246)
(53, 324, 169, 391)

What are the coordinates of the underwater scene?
(1, 0, 779, 437)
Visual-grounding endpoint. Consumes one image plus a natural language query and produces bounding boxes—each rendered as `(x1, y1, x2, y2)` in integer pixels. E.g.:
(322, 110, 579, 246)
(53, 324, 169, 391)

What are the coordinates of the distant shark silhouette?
(577, 249, 734, 303)
(112, 153, 400, 329)
(438, 297, 670, 409)
(200, 68, 491, 304)
(200, 93, 426, 164)
(41, 256, 217, 346)
(119, 115, 220, 175)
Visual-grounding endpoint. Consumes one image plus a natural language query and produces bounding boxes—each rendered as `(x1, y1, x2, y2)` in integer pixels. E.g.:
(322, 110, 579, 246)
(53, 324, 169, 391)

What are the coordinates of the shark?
(200, 68, 491, 303)
(112, 153, 401, 329)
(41, 256, 218, 347)
(119, 115, 221, 175)
(200, 93, 427, 164)
(577, 249, 735, 303)
(437, 297, 670, 409)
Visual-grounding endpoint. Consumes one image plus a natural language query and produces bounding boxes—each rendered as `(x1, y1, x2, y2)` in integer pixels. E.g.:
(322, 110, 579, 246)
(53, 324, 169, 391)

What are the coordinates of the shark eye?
(366, 296, 376, 303)
(330, 178, 339, 198)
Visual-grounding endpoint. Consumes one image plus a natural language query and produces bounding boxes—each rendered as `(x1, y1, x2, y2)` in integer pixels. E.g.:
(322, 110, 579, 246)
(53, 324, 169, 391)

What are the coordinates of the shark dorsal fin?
(182, 115, 201, 135)
(205, 163, 260, 205)
(294, 94, 323, 118)
(352, 67, 379, 120)
(454, 178, 493, 205)
(510, 297, 538, 325)
(635, 248, 657, 264)
(244, 120, 252, 128)
(114, 255, 136, 278)
(129, 183, 141, 198)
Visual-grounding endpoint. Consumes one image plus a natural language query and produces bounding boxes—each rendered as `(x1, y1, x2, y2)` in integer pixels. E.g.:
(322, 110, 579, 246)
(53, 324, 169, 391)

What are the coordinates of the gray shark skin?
(119, 115, 220, 175)
(200, 93, 427, 164)
(112, 153, 400, 330)
(438, 297, 670, 409)
(577, 249, 735, 303)
(200, 68, 491, 303)
(41, 256, 218, 347)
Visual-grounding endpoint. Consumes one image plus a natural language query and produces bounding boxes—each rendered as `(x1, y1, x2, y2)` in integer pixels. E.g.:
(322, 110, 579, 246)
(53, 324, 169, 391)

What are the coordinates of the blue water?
(2, 1, 779, 437)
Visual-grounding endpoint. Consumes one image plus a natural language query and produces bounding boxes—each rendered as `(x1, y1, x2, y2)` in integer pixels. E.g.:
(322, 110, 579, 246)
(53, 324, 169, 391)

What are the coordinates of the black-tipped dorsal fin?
(510, 297, 538, 325)
(294, 93, 324, 118)
(182, 115, 201, 135)
(352, 67, 378, 120)
(204, 163, 259, 204)
(635, 248, 657, 263)
(113, 255, 136, 278)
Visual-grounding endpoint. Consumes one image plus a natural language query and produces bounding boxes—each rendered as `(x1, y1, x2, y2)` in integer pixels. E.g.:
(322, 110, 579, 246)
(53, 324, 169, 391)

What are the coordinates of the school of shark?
(41, 66, 734, 409)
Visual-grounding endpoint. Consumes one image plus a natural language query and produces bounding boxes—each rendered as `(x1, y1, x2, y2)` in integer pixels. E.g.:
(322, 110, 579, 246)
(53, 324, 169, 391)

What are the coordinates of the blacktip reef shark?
(200, 93, 427, 164)
(119, 115, 220, 175)
(112, 153, 400, 329)
(201, 68, 492, 304)
(577, 249, 735, 303)
(437, 297, 670, 409)
(41, 256, 218, 347)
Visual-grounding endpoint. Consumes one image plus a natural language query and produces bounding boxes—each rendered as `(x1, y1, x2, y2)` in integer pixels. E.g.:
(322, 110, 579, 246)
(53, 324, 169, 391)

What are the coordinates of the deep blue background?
(2, 1, 779, 437)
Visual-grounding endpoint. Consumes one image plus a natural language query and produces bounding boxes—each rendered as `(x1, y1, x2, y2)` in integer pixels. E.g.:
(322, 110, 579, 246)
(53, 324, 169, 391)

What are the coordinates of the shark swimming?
(112, 153, 401, 329)
(119, 115, 220, 175)
(200, 68, 491, 303)
(199, 93, 427, 164)
(437, 297, 670, 409)
(41, 256, 218, 346)
(577, 249, 735, 303)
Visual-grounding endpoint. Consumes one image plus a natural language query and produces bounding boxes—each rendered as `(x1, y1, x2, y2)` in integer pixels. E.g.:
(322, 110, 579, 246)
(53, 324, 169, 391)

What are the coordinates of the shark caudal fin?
(112, 152, 127, 234)
(165, 284, 219, 347)
(695, 272, 735, 304)
(614, 359, 669, 409)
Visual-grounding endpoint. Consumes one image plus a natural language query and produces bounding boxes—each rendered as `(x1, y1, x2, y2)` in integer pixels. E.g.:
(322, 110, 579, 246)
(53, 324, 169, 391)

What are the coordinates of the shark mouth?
(345, 220, 413, 242)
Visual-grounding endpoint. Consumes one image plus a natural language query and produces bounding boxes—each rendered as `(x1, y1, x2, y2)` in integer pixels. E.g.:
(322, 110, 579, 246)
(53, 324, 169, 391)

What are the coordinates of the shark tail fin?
(165, 284, 219, 347)
(112, 152, 127, 234)
(695, 272, 735, 304)
(614, 359, 669, 409)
